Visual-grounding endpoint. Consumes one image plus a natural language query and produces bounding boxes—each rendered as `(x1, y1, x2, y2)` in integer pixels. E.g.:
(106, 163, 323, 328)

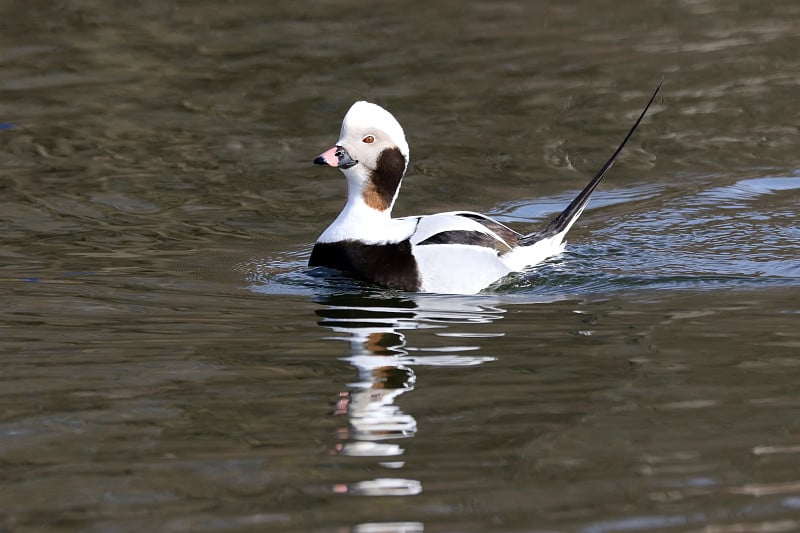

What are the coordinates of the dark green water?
(1, 1, 799, 531)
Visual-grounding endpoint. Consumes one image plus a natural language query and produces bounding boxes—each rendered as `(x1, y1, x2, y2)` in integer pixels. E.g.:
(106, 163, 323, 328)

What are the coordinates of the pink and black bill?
(314, 146, 358, 169)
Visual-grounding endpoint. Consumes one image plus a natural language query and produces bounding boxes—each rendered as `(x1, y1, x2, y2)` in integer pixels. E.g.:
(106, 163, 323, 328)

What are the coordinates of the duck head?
(314, 101, 410, 213)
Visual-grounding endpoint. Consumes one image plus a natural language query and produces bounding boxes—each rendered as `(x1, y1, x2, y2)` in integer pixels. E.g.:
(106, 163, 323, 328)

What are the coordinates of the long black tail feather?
(520, 80, 662, 245)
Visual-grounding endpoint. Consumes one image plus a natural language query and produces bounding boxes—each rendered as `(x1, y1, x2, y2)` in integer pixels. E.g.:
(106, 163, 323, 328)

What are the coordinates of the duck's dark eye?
(362, 135, 375, 144)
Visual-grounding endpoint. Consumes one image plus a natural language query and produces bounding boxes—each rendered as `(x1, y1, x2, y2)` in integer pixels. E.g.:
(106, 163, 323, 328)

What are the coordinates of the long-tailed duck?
(310, 83, 661, 294)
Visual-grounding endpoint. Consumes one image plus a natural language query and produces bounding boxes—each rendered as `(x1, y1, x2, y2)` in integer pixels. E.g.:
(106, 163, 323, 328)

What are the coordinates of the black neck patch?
(309, 238, 420, 292)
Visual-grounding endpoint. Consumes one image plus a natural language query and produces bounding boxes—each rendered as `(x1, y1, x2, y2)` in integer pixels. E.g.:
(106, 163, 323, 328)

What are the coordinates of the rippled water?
(2, 1, 800, 532)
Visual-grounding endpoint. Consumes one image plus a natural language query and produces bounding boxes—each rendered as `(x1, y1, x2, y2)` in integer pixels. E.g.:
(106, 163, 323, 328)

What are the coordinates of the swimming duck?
(310, 83, 660, 294)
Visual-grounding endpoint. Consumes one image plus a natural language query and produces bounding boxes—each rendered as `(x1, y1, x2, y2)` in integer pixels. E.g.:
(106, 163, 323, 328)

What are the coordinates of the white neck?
(318, 170, 414, 244)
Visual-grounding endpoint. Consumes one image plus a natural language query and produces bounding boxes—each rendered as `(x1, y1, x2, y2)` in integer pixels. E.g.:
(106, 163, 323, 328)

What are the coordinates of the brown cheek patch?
(363, 182, 390, 211)
(364, 147, 406, 211)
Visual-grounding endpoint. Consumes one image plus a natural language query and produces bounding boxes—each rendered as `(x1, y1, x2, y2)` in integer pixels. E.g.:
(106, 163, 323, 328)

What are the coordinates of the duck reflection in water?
(315, 292, 500, 496)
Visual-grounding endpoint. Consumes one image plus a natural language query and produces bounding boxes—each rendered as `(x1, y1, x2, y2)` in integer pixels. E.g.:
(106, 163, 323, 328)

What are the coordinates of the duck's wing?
(400, 212, 516, 294)
(405, 211, 521, 254)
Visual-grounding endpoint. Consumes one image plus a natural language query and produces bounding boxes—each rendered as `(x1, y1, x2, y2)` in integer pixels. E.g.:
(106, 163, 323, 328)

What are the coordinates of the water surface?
(1, 1, 799, 531)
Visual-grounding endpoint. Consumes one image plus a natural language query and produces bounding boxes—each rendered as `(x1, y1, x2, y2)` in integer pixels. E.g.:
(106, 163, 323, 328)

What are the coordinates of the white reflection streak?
(352, 520, 425, 532)
(319, 294, 501, 497)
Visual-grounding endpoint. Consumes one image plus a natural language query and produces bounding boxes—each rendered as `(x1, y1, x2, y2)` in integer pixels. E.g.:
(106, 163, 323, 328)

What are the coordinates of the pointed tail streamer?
(521, 79, 662, 244)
